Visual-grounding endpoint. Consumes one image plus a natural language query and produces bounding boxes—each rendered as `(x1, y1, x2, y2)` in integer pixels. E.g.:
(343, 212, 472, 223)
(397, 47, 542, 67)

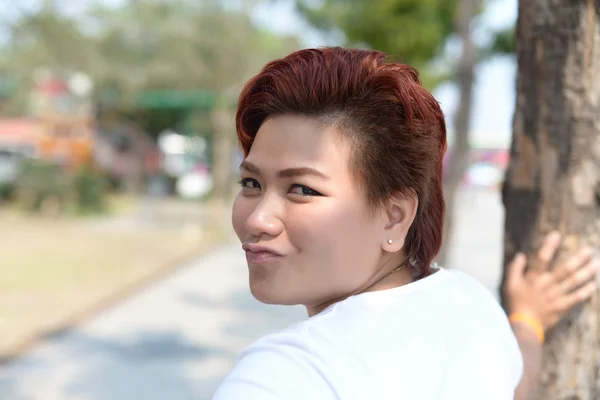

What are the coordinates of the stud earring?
(387, 239, 393, 245)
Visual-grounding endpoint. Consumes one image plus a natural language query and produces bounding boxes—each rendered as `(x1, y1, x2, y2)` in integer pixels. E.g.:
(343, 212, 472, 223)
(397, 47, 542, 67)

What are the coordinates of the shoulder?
(441, 268, 504, 314)
(439, 268, 524, 390)
(440, 267, 518, 340)
(213, 323, 349, 400)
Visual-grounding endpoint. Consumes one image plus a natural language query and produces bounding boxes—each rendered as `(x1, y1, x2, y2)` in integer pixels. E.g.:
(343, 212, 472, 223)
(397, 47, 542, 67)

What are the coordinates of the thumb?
(508, 252, 527, 287)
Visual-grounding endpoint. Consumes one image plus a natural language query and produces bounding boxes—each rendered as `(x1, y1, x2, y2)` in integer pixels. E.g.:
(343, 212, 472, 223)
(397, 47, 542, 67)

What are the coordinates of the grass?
(0, 202, 227, 360)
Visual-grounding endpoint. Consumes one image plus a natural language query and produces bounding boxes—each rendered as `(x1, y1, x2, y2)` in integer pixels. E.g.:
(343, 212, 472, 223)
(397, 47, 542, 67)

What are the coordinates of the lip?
(242, 243, 284, 256)
(242, 243, 284, 264)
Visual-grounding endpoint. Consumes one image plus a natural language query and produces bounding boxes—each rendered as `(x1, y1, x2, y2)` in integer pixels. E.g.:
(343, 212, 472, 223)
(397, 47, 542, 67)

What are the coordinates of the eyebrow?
(240, 160, 331, 180)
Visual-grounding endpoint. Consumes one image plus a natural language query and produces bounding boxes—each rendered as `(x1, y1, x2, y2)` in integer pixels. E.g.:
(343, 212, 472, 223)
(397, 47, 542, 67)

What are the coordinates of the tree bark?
(501, 1, 600, 398)
(436, 0, 478, 266)
(209, 103, 236, 225)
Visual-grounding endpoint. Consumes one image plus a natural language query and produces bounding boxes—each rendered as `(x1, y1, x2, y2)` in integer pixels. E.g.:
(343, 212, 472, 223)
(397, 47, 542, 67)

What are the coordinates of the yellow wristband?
(509, 312, 545, 344)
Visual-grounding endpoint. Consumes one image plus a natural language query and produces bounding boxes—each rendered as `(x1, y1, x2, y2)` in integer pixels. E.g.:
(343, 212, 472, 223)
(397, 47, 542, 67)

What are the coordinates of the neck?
(306, 259, 414, 317)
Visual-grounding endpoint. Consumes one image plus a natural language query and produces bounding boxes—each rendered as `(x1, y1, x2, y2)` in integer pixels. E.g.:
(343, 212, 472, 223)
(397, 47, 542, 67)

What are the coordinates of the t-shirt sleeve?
(445, 331, 523, 399)
(212, 333, 337, 400)
(442, 270, 525, 398)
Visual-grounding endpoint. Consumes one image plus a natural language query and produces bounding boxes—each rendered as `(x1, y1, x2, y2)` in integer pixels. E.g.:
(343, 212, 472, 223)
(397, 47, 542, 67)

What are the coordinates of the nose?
(245, 195, 284, 238)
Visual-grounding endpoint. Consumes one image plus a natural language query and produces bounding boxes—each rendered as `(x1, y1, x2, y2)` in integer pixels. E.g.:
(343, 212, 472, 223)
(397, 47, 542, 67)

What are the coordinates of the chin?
(249, 282, 302, 306)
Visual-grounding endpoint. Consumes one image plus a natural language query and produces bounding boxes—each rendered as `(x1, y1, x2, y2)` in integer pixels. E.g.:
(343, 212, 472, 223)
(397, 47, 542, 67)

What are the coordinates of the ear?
(381, 191, 419, 253)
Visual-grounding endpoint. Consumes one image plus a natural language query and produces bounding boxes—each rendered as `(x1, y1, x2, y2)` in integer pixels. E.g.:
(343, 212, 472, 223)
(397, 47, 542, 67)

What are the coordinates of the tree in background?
(295, 0, 457, 87)
(501, 1, 600, 397)
(294, 0, 514, 266)
(0, 0, 300, 202)
(436, 0, 479, 264)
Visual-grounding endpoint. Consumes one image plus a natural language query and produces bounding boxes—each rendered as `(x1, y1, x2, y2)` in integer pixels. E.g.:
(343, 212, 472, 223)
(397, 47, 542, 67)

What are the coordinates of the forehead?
(246, 114, 350, 173)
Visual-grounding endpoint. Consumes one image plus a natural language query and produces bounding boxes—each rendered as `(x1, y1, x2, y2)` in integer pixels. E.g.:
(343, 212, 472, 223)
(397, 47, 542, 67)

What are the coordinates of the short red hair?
(236, 47, 447, 277)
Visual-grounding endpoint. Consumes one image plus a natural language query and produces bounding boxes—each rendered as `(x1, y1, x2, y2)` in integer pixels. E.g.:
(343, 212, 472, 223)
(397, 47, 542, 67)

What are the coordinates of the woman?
(213, 47, 597, 399)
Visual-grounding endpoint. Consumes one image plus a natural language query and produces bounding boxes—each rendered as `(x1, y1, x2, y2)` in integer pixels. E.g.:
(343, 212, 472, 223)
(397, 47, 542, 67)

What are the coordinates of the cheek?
(289, 202, 380, 262)
(286, 201, 382, 297)
(232, 194, 251, 241)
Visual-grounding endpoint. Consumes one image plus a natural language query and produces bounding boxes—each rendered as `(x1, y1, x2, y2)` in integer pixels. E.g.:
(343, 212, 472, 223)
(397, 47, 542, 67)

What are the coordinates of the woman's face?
(232, 114, 403, 311)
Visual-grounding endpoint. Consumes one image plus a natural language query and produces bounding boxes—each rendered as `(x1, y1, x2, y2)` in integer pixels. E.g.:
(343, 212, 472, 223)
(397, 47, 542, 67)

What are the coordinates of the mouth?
(245, 250, 281, 264)
(242, 243, 284, 264)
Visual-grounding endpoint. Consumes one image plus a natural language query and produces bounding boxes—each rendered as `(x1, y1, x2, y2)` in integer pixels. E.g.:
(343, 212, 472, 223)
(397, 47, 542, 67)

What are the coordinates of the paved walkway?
(0, 188, 505, 400)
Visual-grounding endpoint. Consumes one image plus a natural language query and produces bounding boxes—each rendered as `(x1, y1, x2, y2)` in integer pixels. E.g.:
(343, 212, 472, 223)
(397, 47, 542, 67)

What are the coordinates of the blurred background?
(0, 0, 517, 399)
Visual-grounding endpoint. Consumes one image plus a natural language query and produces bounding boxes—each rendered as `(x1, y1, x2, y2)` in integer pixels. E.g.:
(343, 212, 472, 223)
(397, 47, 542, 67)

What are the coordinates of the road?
(0, 188, 505, 400)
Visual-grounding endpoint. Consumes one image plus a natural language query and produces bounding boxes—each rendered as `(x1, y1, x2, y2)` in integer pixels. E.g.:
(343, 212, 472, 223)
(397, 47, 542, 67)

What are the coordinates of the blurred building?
(0, 73, 159, 194)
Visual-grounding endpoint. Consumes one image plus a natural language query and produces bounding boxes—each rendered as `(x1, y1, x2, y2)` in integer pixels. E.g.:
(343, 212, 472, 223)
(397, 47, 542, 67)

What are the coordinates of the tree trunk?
(500, 1, 600, 398)
(210, 105, 235, 201)
(436, 0, 478, 266)
(209, 103, 236, 225)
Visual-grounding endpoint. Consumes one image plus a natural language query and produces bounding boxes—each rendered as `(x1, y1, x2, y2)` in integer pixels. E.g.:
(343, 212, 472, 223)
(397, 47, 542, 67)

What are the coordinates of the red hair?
(236, 47, 447, 278)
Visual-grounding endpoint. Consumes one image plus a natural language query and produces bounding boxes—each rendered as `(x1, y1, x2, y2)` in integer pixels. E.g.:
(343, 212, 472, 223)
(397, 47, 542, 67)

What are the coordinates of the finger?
(552, 246, 594, 283)
(533, 231, 562, 272)
(507, 252, 527, 286)
(554, 281, 597, 313)
(558, 259, 599, 294)
(533, 272, 555, 291)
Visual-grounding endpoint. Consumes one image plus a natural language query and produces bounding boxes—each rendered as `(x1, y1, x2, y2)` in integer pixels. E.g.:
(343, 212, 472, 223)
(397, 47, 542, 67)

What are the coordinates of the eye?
(238, 178, 261, 190)
(289, 184, 322, 196)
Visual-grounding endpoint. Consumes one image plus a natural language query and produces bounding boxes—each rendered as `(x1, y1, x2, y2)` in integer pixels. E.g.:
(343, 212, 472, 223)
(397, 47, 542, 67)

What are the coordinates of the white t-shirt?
(213, 267, 523, 400)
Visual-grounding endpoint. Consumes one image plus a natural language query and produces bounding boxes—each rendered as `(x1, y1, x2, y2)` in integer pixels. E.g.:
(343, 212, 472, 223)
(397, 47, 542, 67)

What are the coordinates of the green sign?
(136, 90, 216, 110)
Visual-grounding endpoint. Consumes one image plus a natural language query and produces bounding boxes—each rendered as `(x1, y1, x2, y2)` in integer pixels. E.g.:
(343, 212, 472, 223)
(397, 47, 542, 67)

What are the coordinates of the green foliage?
(295, 0, 458, 88)
(489, 26, 515, 56)
(0, 1, 301, 117)
(17, 159, 67, 193)
(14, 160, 107, 216)
(295, 0, 517, 89)
(15, 159, 70, 213)
(72, 165, 107, 215)
(0, 182, 15, 201)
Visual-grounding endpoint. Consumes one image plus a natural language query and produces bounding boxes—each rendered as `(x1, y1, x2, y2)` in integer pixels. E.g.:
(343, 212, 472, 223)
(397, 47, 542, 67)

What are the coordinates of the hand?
(504, 231, 598, 331)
